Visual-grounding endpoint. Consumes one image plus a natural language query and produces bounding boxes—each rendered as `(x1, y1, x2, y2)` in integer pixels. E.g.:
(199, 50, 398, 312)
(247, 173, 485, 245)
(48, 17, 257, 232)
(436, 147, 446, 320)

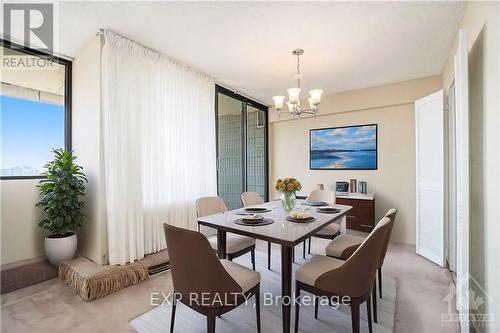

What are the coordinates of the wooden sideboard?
(336, 193, 375, 232)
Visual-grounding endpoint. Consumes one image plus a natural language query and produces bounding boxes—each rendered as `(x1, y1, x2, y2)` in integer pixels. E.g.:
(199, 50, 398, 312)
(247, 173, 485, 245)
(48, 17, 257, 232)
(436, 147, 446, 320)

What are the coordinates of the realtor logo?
(3, 3, 54, 53)
(442, 273, 495, 328)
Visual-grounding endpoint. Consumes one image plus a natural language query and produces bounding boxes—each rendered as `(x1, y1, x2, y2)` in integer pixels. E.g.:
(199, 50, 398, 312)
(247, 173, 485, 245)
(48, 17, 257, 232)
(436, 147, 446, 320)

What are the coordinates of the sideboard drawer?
(337, 196, 375, 232)
(346, 215, 374, 232)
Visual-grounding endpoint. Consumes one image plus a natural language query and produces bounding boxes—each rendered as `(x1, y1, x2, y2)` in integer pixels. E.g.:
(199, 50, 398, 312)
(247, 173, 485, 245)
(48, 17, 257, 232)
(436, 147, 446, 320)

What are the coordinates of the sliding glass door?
(216, 85, 268, 209)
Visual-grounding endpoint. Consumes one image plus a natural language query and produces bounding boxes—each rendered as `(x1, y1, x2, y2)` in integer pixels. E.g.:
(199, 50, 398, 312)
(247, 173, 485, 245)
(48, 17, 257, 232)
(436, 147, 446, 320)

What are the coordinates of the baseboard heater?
(148, 263, 170, 275)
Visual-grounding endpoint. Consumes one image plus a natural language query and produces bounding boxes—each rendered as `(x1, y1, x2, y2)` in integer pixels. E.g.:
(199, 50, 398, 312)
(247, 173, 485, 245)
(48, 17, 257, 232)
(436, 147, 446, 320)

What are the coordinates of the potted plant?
(36, 149, 87, 266)
(275, 178, 302, 211)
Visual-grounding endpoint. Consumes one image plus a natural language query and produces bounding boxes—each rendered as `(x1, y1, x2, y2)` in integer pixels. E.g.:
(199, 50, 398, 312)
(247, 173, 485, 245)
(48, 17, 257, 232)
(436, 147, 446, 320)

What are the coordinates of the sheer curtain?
(102, 30, 216, 265)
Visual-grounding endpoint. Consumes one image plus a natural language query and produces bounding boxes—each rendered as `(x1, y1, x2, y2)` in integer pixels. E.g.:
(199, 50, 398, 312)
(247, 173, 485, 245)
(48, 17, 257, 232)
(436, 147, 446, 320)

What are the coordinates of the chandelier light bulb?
(287, 88, 301, 104)
(308, 89, 323, 106)
(272, 96, 285, 110)
(307, 97, 314, 109)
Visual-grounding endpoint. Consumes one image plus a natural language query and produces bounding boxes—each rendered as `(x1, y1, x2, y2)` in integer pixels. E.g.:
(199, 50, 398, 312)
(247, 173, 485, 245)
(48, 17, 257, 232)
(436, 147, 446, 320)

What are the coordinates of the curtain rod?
(96, 28, 269, 107)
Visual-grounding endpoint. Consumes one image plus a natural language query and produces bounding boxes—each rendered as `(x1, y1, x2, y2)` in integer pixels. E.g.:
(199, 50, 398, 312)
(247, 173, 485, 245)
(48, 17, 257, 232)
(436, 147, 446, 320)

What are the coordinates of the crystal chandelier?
(272, 49, 323, 119)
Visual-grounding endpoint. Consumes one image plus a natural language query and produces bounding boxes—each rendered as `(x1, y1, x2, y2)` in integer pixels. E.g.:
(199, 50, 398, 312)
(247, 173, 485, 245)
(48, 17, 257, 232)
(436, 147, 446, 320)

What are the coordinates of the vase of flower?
(275, 178, 302, 211)
(280, 191, 296, 211)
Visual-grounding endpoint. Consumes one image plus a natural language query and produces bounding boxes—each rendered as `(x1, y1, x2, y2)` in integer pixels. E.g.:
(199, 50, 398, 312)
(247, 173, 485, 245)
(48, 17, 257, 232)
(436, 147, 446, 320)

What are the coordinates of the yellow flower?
(279, 184, 286, 191)
(287, 183, 294, 191)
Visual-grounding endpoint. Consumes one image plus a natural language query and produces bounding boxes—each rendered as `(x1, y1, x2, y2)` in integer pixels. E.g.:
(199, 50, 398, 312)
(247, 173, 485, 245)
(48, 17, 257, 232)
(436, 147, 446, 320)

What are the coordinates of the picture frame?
(309, 124, 378, 170)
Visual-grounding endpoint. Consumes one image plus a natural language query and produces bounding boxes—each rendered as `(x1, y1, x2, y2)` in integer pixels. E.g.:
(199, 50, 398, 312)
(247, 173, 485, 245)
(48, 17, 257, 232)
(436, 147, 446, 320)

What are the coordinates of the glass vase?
(280, 191, 296, 211)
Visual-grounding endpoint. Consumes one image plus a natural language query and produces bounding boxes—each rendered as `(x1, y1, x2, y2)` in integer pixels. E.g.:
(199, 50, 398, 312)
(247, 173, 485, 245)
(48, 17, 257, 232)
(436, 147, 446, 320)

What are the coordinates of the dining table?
(197, 200, 352, 333)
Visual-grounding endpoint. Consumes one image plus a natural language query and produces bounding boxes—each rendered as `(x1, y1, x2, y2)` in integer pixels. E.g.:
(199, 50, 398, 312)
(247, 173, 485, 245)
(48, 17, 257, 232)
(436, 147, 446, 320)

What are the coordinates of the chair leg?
(255, 286, 261, 333)
(292, 247, 295, 263)
(294, 285, 301, 333)
(378, 267, 382, 298)
(267, 242, 271, 270)
(170, 293, 177, 333)
(314, 295, 319, 319)
(251, 249, 256, 271)
(303, 240, 306, 259)
(207, 314, 216, 333)
(308, 237, 312, 254)
(372, 281, 378, 323)
(351, 299, 360, 333)
(366, 296, 373, 333)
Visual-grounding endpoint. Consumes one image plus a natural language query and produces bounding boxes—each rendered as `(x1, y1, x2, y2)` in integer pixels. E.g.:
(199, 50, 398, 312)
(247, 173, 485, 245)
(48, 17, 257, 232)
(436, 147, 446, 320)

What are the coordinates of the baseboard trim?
(1, 258, 57, 294)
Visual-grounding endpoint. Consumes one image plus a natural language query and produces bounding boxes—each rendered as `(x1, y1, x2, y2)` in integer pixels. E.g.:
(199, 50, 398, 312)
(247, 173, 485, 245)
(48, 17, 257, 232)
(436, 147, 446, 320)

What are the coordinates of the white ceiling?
(4, 1, 466, 104)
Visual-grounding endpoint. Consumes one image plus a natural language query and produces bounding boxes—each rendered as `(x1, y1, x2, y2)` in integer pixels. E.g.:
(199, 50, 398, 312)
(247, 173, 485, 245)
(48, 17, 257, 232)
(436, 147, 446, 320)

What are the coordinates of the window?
(215, 85, 269, 209)
(0, 41, 71, 178)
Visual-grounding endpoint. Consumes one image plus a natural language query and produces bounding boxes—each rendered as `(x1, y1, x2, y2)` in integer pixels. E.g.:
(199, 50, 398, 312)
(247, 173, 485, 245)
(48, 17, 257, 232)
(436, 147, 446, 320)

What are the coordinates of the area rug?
(130, 242, 396, 333)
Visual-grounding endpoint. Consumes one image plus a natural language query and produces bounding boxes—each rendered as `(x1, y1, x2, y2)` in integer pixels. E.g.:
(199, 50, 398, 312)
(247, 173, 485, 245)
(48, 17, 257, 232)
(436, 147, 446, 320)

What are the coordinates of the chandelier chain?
(296, 53, 301, 89)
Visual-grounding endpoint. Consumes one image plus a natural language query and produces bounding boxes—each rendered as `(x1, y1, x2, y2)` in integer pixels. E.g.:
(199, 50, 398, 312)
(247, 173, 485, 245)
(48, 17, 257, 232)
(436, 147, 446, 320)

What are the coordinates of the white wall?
(0, 180, 46, 265)
(442, 2, 499, 332)
(270, 76, 442, 245)
(72, 36, 108, 264)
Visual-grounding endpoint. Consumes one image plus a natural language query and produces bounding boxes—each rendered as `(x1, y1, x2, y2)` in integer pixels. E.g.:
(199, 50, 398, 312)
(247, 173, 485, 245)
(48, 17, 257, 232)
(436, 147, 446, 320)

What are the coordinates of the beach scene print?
(310, 125, 377, 169)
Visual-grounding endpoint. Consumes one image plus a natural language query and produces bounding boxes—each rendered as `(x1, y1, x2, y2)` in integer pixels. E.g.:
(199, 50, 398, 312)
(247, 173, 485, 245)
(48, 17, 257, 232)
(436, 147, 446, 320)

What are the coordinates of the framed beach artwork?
(309, 124, 378, 170)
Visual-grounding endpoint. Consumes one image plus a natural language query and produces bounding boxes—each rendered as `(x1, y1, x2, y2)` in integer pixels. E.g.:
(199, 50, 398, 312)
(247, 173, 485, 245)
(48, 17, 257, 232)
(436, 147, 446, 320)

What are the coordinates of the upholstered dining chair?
(305, 189, 341, 258)
(325, 208, 397, 322)
(196, 196, 257, 270)
(240, 192, 275, 270)
(294, 217, 391, 333)
(164, 224, 261, 333)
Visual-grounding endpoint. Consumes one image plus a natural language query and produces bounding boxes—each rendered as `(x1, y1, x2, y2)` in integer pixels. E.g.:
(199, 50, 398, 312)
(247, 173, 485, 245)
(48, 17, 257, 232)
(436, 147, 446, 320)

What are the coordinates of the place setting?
(285, 209, 316, 223)
(234, 213, 274, 226)
(301, 200, 329, 207)
(236, 206, 272, 215)
(315, 206, 341, 214)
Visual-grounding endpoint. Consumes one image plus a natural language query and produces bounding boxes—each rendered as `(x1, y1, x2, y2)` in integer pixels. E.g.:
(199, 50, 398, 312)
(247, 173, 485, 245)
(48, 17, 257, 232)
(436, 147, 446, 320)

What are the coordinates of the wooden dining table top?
(197, 200, 352, 247)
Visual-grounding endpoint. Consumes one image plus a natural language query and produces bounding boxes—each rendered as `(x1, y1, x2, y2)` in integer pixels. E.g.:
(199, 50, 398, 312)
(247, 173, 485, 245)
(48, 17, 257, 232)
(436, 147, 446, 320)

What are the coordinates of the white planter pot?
(44, 233, 77, 266)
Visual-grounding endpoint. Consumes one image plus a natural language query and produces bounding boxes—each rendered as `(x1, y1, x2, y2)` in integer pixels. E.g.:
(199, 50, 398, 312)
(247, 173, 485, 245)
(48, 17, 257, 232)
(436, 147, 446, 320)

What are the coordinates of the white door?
(448, 81, 457, 274)
(415, 89, 445, 266)
(454, 29, 470, 333)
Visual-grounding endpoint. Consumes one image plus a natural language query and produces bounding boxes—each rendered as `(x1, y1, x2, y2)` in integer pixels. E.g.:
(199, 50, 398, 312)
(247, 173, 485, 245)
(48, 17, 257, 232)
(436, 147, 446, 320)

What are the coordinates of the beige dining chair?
(305, 189, 341, 258)
(294, 217, 391, 333)
(196, 196, 257, 270)
(325, 208, 397, 322)
(240, 192, 275, 270)
(164, 224, 261, 333)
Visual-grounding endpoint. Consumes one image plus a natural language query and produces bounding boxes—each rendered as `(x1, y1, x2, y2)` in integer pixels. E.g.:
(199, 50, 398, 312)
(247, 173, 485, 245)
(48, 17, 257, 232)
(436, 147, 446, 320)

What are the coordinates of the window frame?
(215, 84, 269, 202)
(0, 39, 72, 180)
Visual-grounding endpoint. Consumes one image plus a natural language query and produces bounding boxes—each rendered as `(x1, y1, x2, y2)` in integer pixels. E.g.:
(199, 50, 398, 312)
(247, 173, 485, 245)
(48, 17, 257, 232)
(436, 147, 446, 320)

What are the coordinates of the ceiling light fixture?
(272, 49, 323, 119)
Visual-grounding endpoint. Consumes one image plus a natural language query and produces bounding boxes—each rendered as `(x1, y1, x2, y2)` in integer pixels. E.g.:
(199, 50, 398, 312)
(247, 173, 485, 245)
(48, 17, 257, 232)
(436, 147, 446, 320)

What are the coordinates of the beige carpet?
(1, 239, 457, 333)
(130, 239, 396, 333)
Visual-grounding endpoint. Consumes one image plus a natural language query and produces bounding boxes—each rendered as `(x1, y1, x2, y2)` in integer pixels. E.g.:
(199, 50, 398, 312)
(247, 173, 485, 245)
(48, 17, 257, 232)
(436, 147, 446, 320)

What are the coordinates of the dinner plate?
(244, 207, 269, 212)
(304, 201, 329, 207)
(316, 207, 341, 214)
(286, 216, 316, 223)
(234, 218, 274, 226)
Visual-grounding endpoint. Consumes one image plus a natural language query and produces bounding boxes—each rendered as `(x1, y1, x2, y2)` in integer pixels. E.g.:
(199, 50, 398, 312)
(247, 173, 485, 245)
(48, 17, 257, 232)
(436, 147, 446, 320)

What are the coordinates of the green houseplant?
(36, 149, 87, 265)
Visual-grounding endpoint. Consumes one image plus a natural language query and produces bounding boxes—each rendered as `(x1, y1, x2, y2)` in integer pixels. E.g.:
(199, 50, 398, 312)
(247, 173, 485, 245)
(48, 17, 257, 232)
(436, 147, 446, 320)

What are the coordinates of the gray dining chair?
(325, 208, 397, 322)
(240, 192, 275, 270)
(305, 189, 341, 258)
(164, 223, 261, 333)
(294, 216, 391, 333)
(196, 196, 257, 270)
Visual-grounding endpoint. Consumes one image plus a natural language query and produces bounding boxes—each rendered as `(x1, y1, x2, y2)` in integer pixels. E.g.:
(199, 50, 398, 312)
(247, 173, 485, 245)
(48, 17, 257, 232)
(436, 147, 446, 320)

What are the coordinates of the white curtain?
(102, 30, 217, 265)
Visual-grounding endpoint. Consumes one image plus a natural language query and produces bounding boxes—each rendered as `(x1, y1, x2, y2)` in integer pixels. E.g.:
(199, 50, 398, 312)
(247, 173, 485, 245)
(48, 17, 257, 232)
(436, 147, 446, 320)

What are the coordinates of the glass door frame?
(215, 84, 269, 202)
